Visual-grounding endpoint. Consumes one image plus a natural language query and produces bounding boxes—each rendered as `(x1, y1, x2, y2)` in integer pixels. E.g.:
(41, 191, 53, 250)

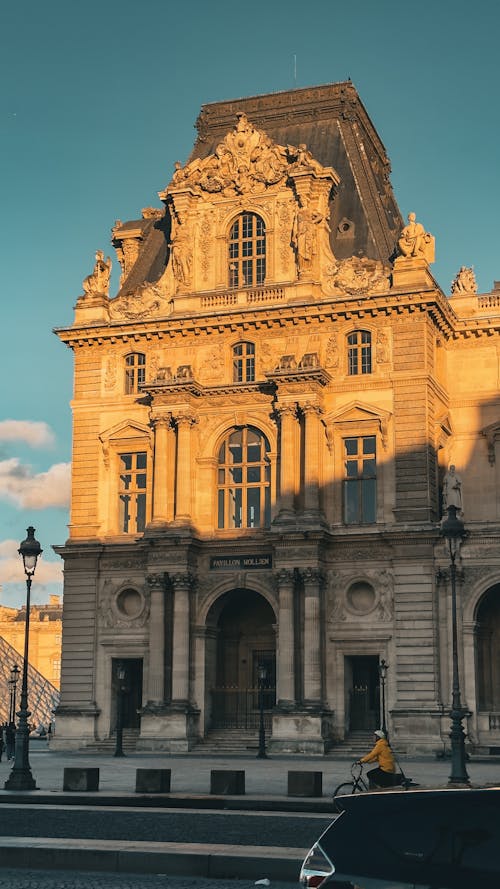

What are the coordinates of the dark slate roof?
(115, 82, 402, 295)
(190, 81, 403, 264)
(114, 216, 170, 297)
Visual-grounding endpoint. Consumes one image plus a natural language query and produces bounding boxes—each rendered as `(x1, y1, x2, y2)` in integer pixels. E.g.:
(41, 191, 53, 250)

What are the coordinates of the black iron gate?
(211, 687, 275, 729)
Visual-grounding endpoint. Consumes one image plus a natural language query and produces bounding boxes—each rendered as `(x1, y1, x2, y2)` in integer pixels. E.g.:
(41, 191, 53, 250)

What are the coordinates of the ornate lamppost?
(378, 658, 389, 737)
(9, 664, 20, 725)
(440, 505, 470, 786)
(257, 663, 268, 759)
(5, 527, 42, 791)
(114, 662, 127, 758)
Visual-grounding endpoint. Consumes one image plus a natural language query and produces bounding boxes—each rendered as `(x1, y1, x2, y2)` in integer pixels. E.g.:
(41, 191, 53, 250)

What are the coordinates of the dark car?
(300, 785, 500, 889)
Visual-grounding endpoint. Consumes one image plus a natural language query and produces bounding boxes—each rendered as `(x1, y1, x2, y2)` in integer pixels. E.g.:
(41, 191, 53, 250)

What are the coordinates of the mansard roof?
(190, 81, 403, 264)
(112, 82, 403, 298)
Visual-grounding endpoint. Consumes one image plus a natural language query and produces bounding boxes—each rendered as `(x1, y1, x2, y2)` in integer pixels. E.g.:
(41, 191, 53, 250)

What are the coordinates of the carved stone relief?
(104, 357, 117, 392)
(324, 257, 390, 296)
(327, 569, 394, 623)
(98, 578, 150, 629)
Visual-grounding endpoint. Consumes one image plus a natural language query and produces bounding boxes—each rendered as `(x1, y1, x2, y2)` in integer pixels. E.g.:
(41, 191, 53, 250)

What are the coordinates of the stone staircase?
(193, 728, 263, 755)
(81, 728, 140, 753)
(327, 731, 375, 758)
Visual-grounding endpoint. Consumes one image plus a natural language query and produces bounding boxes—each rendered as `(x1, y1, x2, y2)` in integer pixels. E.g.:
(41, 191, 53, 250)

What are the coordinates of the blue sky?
(1, 0, 499, 606)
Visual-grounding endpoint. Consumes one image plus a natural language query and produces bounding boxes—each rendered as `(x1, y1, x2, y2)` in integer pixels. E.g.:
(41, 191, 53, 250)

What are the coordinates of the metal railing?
(211, 686, 275, 730)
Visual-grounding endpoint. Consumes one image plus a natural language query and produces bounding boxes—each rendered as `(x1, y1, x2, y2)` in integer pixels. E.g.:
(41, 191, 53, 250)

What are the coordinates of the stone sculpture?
(82, 250, 112, 296)
(442, 465, 463, 514)
(397, 212, 435, 263)
(451, 266, 477, 294)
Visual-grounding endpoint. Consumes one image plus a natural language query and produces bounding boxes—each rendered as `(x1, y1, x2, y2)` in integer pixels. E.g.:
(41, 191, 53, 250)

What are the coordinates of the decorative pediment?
(99, 420, 153, 467)
(327, 401, 391, 450)
(161, 112, 339, 201)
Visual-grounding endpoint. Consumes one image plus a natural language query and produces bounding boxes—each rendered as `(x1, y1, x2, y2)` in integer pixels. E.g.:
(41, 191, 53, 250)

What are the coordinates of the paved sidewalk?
(0, 746, 498, 797)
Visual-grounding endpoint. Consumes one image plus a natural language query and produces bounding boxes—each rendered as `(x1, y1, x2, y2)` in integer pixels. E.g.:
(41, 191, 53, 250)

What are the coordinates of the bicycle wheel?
(332, 781, 355, 813)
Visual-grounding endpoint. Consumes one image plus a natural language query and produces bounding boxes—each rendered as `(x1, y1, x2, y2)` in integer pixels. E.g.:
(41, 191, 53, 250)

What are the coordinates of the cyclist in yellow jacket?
(359, 729, 396, 788)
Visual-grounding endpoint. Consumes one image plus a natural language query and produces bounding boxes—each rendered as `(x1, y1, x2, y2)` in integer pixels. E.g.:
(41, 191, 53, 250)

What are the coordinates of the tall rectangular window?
(118, 452, 147, 533)
(343, 436, 376, 524)
(347, 331, 372, 375)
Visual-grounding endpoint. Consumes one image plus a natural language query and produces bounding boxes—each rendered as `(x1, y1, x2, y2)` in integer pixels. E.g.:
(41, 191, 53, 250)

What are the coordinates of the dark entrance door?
(112, 658, 143, 730)
(348, 655, 379, 731)
(208, 589, 276, 730)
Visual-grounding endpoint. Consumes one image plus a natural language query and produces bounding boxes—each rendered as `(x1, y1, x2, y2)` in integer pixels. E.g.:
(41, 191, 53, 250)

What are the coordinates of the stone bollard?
(135, 768, 171, 793)
(63, 767, 100, 792)
(210, 769, 245, 795)
(287, 770, 323, 797)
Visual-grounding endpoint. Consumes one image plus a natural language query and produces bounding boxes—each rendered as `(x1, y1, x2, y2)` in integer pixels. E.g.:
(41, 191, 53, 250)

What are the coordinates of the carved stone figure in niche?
(376, 331, 389, 364)
(451, 266, 477, 294)
(170, 214, 192, 289)
(83, 250, 112, 297)
(442, 465, 463, 515)
(292, 206, 326, 275)
(397, 212, 435, 263)
(325, 334, 339, 369)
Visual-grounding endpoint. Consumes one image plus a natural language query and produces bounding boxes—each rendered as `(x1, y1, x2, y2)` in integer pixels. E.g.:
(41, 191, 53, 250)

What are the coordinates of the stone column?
(170, 572, 192, 705)
(275, 569, 296, 707)
(302, 567, 323, 706)
(150, 415, 172, 526)
(275, 405, 297, 520)
(146, 574, 165, 704)
(302, 403, 322, 516)
(174, 414, 196, 522)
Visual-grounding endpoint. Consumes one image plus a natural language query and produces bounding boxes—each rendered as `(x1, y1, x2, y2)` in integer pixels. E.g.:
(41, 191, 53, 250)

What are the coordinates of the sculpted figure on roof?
(82, 250, 112, 297)
(397, 212, 435, 264)
(451, 265, 477, 294)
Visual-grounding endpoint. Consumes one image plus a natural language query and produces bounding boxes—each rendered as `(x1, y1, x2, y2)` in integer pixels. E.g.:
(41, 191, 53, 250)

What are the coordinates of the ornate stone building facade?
(54, 83, 500, 754)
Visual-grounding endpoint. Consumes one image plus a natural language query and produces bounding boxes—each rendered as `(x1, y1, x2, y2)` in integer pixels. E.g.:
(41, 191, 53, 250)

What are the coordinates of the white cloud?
(0, 459, 71, 508)
(0, 420, 55, 448)
(0, 539, 63, 584)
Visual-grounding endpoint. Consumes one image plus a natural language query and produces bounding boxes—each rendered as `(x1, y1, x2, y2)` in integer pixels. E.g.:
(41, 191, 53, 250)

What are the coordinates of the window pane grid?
(118, 452, 148, 533)
(347, 332, 372, 376)
(232, 342, 255, 383)
(217, 427, 270, 529)
(125, 353, 146, 394)
(343, 436, 376, 524)
(228, 213, 266, 289)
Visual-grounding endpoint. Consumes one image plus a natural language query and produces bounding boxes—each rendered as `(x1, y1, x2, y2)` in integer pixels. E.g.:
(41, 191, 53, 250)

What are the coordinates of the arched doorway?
(476, 584, 500, 713)
(206, 588, 276, 730)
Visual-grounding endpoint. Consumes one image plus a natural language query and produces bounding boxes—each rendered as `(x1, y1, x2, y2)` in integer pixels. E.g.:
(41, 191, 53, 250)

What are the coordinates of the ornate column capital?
(174, 413, 197, 429)
(146, 573, 166, 591)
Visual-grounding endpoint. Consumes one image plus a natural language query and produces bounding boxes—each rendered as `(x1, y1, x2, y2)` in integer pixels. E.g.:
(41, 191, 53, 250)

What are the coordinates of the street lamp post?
(378, 658, 389, 737)
(9, 664, 20, 725)
(114, 663, 126, 758)
(4, 527, 42, 791)
(257, 663, 268, 759)
(440, 505, 470, 786)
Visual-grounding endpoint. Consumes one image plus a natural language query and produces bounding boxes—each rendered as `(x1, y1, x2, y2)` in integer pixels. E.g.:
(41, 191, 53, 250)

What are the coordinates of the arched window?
(217, 427, 271, 529)
(125, 353, 146, 394)
(233, 342, 255, 383)
(228, 213, 266, 289)
(347, 331, 372, 375)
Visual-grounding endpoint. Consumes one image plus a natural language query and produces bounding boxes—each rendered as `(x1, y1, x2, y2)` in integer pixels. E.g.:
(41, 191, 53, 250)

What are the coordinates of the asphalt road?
(0, 873, 299, 889)
(0, 804, 331, 849)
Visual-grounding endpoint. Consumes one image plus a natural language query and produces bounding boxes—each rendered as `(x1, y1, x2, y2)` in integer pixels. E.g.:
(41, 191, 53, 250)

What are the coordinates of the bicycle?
(332, 760, 416, 813)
